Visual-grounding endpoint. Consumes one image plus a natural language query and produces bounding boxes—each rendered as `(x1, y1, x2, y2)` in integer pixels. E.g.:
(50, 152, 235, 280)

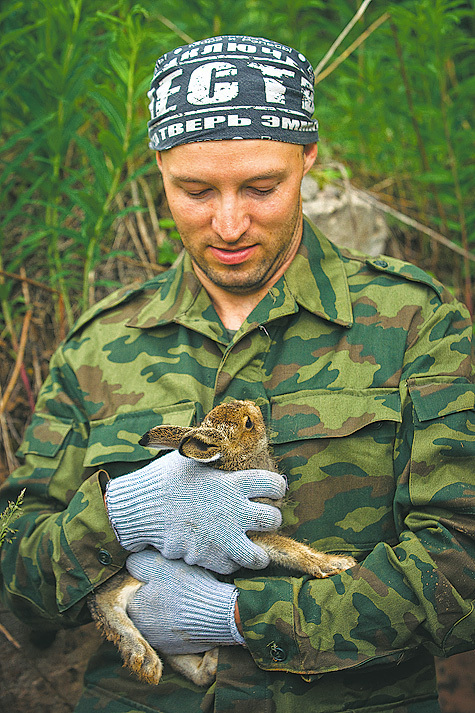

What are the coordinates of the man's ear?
(302, 143, 318, 176)
(155, 151, 163, 172)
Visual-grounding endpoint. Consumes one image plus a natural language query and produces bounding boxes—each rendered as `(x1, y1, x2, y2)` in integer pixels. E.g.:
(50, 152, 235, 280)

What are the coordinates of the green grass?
(0, 0, 473, 371)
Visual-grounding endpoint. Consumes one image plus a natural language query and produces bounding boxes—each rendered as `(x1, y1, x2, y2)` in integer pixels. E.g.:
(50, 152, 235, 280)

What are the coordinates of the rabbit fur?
(88, 400, 356, 687)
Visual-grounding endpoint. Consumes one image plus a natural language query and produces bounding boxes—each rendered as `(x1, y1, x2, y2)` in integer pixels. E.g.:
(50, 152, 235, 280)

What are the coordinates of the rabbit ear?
(178, 433, 222, 463)
(139, 425, 190, 449)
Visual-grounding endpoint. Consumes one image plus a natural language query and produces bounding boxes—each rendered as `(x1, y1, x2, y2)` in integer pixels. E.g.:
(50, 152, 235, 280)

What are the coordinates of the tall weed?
(1, 1, 473, 461)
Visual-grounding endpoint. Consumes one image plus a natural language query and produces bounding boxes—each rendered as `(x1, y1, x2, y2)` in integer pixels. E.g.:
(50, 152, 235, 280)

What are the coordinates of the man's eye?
(250, 186, 275, 195)
(186, 189, 210, 198)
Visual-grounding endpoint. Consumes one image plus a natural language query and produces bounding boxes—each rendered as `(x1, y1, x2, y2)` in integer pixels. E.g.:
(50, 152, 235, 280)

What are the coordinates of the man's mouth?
(209, 246, 258, 265)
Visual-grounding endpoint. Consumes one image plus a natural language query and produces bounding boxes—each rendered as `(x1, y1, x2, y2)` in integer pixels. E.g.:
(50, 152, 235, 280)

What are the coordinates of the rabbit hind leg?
(250, 532, 356, 577)
(167, 648, 219, 687)
(88, 571, 164, 685)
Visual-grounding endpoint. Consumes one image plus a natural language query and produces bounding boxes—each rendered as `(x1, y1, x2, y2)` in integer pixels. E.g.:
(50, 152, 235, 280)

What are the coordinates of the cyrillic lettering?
(281, 117, 301, 130)
(262, 47, 282, 60)
(148, 68, 183, 116)
(228, 114, 252, 126)
(301, 77, 314, 114)
(249, 62, 294, 104)
(168, 123, 184, 137)
(185, 118, 203, 132)
(227, 42, 257, 53)
(204, 115, 226, 129)
(181, 48, 200, 61)
(187, 62, 239, 105)
(202, 43, 223, 54)
(260, 115, 280, 127)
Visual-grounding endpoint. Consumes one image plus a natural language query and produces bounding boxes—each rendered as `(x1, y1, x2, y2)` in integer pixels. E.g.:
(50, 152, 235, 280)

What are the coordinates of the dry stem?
(314, 0, 375, 79)
(315, 12, 390, 85)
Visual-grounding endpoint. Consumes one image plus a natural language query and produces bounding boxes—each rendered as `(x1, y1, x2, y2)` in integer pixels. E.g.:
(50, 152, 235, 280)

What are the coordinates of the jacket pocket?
(12, 412, 76, 500)
(83, 401, 196, 468)
(16, 412, 73, 459)
(269, 388, 402, 554)
(408, 379, 475, 507)
(270, 387, 402, 442)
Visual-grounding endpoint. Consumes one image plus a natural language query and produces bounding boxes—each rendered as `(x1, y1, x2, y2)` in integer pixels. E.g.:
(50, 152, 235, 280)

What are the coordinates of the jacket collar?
(284, 218, 353, 327)
(126, 218, 353, 334)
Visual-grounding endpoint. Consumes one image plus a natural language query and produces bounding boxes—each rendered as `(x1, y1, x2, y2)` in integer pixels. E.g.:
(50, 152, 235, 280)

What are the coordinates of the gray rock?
(302, 174, 389, 256)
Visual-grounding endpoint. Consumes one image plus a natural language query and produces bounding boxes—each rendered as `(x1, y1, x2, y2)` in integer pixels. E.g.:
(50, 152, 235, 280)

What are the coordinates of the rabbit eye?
(245, 417, 253, 429)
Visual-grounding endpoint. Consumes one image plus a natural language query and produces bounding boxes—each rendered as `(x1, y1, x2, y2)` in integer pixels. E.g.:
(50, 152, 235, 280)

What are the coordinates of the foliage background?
(1, 0, 474, 476)
(0, 3, 474, 710)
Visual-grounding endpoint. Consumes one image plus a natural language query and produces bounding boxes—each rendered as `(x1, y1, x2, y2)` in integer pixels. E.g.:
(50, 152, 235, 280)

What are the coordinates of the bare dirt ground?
(436, 652, 475, 713)
(0, 608, 101, 713)
(1, 605, 475, 713)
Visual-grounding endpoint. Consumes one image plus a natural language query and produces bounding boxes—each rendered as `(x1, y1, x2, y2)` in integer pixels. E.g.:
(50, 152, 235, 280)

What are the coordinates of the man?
(1, 35, 475, 713)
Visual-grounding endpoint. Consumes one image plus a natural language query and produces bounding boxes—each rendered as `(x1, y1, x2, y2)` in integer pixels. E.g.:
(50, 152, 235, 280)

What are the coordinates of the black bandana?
(148, 35, 319, 150)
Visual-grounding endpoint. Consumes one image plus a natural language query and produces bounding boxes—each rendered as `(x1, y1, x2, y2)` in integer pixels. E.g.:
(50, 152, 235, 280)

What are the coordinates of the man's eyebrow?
(246, 170, 287, 181)
(169, 175, 209, 184)
(170, 169, 287, 183)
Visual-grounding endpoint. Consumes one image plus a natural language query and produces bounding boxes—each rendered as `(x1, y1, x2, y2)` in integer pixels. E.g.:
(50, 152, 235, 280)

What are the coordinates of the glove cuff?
(229, 589, 246, 645)
(182, 582, 244, 648)
(105, 460, 166, 551)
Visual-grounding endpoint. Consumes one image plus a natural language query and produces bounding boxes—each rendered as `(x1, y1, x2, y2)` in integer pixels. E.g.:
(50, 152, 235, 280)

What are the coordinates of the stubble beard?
(191, 255, 284, 295)
(184, 204, 303, 296)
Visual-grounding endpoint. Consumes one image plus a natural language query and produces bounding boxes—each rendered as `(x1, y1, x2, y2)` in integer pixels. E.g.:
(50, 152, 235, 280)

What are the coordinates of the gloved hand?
(105, 449, 286, 574)
(126, 550, 244, 655)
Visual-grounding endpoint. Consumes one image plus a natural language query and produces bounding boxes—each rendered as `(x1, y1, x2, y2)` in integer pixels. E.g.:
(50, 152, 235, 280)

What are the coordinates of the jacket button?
(373, 259, 388, 268)
(269, 643, 286, 662)
(97, 549, 112, 565)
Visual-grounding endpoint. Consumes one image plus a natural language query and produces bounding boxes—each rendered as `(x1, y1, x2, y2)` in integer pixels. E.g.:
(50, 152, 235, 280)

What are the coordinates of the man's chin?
(205, 274, 270, 295)
(195, 263, 272, 295)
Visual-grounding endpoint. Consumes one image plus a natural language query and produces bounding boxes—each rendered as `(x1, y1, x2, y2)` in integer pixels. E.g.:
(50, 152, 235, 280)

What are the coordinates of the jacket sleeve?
(236, 291, 475, 674)
(0, 344, 127, 630)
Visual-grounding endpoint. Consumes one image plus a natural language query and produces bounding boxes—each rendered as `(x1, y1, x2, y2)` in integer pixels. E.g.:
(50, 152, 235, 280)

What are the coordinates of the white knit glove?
(106, 450, 286, 574)
(126, 550, 244, 654)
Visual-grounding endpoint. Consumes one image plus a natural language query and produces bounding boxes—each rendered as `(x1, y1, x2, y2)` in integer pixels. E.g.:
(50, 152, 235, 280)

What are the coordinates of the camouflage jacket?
(1, 219, 475, 713)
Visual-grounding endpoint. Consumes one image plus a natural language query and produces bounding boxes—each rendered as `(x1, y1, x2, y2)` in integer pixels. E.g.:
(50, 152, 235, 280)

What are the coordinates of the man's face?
(157, 139, 317, 295)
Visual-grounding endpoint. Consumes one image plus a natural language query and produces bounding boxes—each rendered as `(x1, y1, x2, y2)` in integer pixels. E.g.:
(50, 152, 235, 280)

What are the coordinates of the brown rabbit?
(88, 400, 356, 687)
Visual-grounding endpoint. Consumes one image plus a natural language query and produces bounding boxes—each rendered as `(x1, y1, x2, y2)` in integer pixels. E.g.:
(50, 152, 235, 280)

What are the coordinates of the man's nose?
(211, 195, 250, 242)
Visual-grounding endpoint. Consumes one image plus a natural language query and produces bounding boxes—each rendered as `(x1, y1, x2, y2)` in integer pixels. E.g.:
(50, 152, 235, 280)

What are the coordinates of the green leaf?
(74, 135, 115, 197)
(108, 48, 130, 85)
(97, 129, 125, 167)
(89, 90, 126, 139)
(159, 218, 176, 229)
